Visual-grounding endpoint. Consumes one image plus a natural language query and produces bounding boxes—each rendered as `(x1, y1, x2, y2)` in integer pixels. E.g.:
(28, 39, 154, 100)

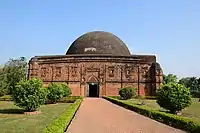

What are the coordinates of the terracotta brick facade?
(28, 54, 163, 97)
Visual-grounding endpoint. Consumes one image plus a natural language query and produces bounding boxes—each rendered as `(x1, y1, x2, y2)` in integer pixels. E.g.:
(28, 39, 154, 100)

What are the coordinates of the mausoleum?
(28, 31, 163, 97)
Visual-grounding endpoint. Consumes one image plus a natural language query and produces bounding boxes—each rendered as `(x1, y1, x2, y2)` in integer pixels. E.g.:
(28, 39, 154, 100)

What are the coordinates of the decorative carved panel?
(29, 70, 38, 78)
(108, 66, 114, 77)
(139, 64, 151, 82)
(41, 67, 47, 77)
(88, 76, 98, 83)
(55, 67, 61, 77)
(71, 66, 77, 77)
(125, 66, 132, 78)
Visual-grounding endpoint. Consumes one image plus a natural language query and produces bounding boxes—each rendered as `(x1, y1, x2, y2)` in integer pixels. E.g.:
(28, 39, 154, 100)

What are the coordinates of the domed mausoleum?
(28, 31, 163, 97)
(66, 31, 131, 56)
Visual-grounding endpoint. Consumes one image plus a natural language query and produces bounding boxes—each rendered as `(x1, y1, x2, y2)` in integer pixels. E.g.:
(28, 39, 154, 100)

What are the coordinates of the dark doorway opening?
(88, 83, 99, 97)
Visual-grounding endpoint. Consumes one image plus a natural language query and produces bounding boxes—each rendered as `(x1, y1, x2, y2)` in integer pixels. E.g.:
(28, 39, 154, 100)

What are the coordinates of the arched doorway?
(87, 76, 99, 97)
(88, 83, 99, 97)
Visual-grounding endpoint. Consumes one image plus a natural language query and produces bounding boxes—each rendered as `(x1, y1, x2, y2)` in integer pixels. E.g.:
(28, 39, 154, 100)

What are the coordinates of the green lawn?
(124, 98, 200, 123)
(0, 101, 71, 133)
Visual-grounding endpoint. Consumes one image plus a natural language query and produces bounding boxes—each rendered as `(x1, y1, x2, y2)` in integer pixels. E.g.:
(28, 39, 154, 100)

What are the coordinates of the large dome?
(66, 31, 131, 56)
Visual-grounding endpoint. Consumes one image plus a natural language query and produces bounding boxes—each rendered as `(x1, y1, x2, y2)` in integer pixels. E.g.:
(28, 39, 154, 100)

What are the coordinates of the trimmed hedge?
(43, 98, 82, 133)
(107, 95, 156, 100)
(0, 95, 12, 101)
(45, 96, 83, 104)
(103, 96, 200, 133)
(57, 96, 83, 103)
(109, 96, 120, 99)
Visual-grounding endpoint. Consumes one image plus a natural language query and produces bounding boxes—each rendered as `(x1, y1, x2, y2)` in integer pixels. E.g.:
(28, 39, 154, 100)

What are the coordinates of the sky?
(0, 0, 199, 78)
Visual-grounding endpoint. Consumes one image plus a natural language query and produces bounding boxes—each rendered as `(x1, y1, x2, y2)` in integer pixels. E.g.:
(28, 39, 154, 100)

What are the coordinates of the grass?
(124, 98, 200, 123)
(43, 99, 82, 133)
(0, 101, 71, 133)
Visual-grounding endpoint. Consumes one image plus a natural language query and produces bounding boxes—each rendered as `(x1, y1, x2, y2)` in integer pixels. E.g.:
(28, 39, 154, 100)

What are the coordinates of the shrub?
(0, 91, 4, 97)
(156, 83, 192, 114)
(0, 86, 8, 97)
(47, 83, 71, 103)
(12, 78, 46, 112)
(119, 87, 136, 100)
(103, 96, 200, 133)
(43, 99, 82, 133)
(60, 83, 71, 97)
(0, 77, 9, 96)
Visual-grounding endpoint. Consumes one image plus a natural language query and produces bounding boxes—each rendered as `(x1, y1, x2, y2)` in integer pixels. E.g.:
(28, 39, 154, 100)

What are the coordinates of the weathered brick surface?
(66, 98, 184, 133)
(28, 55, 163, 96)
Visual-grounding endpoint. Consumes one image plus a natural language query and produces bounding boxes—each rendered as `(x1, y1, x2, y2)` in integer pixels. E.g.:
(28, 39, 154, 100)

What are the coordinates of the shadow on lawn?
(0, 109, 25, 114)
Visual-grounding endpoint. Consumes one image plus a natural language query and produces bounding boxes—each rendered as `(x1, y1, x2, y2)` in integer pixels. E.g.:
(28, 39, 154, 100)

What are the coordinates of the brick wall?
(28, 55, 162, 97)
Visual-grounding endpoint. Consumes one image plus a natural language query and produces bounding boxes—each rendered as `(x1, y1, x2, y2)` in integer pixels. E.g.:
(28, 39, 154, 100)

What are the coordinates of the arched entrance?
(88, 83, 99, 97)
(87, 76, 99, 97)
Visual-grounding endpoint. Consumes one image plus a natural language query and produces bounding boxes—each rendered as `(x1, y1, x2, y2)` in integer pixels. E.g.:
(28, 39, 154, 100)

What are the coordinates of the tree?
(12, 78, 46, 112)
(156, 83, 192, 114)
(3, 57, 27, 94)
(197, 78, 200, 92)
(119, 87, 136, 100)
(178, 77, 191, 88)
(179, 77, 200, 98)
(0, 67, 9, 96)
(187, 77, 198, 92)
(163, 74, 178, 84)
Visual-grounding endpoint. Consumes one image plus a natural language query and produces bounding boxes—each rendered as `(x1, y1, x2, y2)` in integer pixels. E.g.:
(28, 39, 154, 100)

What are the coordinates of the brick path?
(66, 98, 185, 133)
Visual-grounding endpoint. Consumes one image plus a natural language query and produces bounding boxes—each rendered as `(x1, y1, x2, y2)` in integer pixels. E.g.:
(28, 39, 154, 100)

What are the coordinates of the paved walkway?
(66, 98, 185, 133)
